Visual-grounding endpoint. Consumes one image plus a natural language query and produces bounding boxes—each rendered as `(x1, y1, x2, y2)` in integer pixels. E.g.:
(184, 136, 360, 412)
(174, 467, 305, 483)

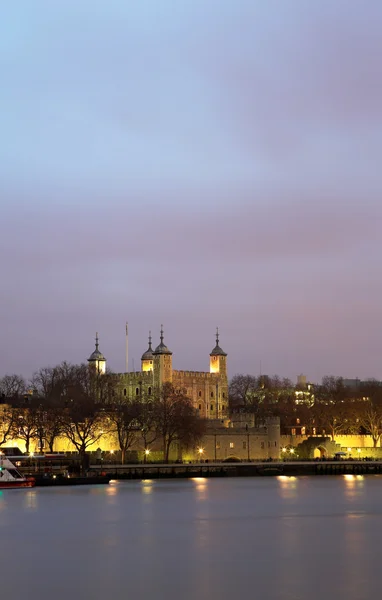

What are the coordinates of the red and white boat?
(0, 455, 35, 489)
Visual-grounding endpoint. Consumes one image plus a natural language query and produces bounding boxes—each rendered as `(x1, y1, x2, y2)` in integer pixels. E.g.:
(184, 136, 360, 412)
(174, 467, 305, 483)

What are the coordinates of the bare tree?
(59, 364, 106, 470)
(11, 407, 38, 454)
(106, 398, 141, 464)
(154, 383, 205, 463)
(136, 401, 158, 460)
(360, 405, 382, 447)
(0, 406, 16, 447)
(0, 374, 27, 399)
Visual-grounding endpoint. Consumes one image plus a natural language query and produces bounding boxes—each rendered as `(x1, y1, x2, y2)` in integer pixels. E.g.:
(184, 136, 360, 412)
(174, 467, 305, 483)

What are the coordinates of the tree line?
(0, 363, 205, 464)
(229, 374, 382, 446)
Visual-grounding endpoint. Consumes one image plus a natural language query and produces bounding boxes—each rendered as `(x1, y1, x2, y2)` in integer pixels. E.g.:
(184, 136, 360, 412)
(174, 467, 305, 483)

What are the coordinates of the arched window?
(148, 387, 152, 396)
(211, 391, 214, 398)
(198, 391, 202, 397)
(198, 404, 202, 410)
(136, 387, 139, 396)
(123, 388, 127, 397)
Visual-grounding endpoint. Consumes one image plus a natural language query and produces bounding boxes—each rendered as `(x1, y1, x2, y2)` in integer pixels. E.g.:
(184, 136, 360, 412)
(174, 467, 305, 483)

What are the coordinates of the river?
(1, 475, 381, 600)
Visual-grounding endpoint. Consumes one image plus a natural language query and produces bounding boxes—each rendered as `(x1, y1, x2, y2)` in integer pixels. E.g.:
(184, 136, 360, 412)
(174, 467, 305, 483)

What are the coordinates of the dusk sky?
(1, 1, 382, 383)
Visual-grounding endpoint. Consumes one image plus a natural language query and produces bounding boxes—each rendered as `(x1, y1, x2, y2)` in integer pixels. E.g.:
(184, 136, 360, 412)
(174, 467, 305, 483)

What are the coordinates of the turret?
(141, 332, 154, 372)
(209, 328, 227, 377)
(87, 332, 106, 374)
(153, 325, 173, 384)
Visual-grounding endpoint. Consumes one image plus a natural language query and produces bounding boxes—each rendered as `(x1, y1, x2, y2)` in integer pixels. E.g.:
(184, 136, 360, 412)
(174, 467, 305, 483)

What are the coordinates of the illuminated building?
(88, 327, 229, 420)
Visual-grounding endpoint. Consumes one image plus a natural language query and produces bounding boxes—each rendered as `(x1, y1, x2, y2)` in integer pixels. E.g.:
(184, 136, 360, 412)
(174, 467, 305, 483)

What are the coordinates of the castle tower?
(209, 328, 227, 377)
(153, 325, 173, 385)
(141, 332, 154, 372)
(87, 332, 106, 374)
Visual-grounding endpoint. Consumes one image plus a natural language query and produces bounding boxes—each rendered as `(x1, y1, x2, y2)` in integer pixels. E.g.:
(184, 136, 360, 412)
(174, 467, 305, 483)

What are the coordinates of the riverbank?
(89, 460, 382, 480)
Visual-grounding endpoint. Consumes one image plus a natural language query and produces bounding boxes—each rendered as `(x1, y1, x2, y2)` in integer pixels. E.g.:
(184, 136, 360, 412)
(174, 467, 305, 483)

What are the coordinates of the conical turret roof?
(153, 325, 172, 355)
(141, 332, 154, 360)
(210, 328, 227, 356)
(88, 333, 106, 361)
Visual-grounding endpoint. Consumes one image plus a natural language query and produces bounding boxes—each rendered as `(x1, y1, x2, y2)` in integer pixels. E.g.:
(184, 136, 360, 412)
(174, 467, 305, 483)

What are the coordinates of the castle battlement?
(117, 371, 154, 383)
(173, 370, 221, 380)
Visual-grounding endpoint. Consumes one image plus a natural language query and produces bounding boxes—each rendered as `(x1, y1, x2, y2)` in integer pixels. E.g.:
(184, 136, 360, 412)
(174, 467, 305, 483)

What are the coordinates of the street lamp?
(198, 448, 204, 462)
(144, 448, 150, 464)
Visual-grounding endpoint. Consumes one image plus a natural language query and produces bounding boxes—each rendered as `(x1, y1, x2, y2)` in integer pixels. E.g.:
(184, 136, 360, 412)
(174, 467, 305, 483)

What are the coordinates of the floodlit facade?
(88, 327, 229, 420)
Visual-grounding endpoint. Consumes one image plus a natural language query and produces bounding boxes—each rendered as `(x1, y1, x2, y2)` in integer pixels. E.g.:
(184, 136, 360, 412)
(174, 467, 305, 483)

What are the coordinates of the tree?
(229, 375, 258, 408)
(358, 381, 382, 447)
(0, 405, 16, 447)
(11, 407, 38, 454)
(360, 405, 382, 447)
(136, 401, 158, 460)
(107, 398, 141, 464)
(0, 374, 26, 399)
(154, 383, 205, 462)
(59, 364, 107, 470)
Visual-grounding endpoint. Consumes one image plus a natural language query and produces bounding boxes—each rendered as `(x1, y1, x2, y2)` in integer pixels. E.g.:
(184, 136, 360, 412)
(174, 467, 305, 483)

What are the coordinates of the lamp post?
(198, 447, 204, 463)
(144, 448, 150, 464)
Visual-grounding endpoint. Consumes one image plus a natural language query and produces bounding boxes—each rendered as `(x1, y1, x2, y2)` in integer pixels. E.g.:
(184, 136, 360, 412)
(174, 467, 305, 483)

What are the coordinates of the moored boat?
(0, 454, 35, 489)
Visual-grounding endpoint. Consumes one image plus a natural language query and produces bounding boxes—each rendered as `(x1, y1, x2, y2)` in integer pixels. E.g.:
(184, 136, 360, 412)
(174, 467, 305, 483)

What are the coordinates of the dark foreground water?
(1, 475, 381, 600)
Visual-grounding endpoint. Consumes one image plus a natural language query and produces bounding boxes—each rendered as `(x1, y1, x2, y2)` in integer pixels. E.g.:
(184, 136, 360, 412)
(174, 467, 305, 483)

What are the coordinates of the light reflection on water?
(1, 476, 382, 600)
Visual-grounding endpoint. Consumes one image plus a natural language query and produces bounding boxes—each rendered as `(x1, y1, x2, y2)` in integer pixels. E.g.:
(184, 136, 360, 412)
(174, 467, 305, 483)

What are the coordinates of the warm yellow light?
(282, 447, 287, 453)
(30, 452, 34, 458)
(198, 447, 204, 454)
(289, 448, 295, 454)
(145, 449, 150, 455)
(142, 362, 153, 372)
(347, 448, 352, 452)
(110, 450, 114, 455)
(357, 448, 361, 453)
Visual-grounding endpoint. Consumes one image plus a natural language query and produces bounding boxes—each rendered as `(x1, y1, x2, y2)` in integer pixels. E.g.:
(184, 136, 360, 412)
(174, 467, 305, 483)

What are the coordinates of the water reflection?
(343, 474, 365, 501)
(191, 477, 208, 501)
(277, 475, 298, 499)
(24, 489, 38, 510)
(1, 477, 382, 600)
(141, 479, 154, 495)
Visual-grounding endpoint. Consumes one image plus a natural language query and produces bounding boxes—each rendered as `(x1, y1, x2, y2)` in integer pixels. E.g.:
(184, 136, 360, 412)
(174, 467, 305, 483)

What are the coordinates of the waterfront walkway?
(90, 460, 382, 479)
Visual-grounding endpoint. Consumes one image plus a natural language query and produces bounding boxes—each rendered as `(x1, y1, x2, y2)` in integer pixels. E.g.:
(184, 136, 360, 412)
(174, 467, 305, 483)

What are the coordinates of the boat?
(0, 454, 35, 489)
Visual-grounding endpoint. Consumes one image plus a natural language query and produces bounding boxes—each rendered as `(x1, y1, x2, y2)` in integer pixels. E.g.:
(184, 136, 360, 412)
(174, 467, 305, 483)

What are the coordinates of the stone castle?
(88, 327, 229, 420)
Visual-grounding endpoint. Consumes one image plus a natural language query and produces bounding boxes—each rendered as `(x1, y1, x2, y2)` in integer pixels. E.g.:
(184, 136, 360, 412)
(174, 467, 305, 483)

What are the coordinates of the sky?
(1, 0, 382, 384)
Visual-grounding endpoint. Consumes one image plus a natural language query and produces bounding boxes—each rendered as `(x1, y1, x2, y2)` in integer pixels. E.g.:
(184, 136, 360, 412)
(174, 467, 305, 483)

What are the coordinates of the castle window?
(198, 391, 202, 397)
(198, 404, 202, 411)
(210, 404, 213, 411)
(123, 389, 127, 397)
(222, 393, 225, 398)
(210, 392, 214, 398)
(148, 387, 152, 396)
(136, 387, 139, 396)
(229, 442, 234, 449)
(150, 360, 153, 364)
(222, 405, 226, 411)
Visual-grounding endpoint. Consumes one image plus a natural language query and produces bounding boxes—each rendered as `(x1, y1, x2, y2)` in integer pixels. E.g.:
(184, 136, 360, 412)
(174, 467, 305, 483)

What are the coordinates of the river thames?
(1, 475, 381, 600)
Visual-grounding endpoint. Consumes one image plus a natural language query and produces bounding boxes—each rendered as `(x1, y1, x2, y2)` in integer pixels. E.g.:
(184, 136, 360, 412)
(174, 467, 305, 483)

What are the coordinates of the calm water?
(1, 475, 382, 600)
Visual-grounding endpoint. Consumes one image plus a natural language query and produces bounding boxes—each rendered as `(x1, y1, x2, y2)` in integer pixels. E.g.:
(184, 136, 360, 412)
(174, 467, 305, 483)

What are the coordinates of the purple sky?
(1, 1, 382, 383)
